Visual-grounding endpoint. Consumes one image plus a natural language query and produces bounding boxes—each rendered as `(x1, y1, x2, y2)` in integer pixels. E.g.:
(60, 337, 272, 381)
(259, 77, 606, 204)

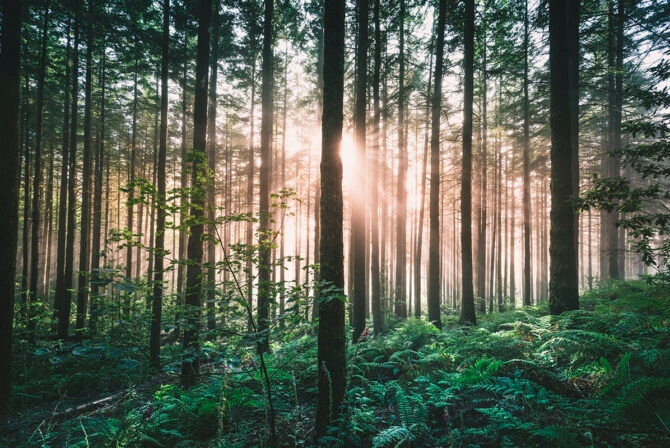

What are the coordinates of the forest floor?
(3, 278, 670, 447)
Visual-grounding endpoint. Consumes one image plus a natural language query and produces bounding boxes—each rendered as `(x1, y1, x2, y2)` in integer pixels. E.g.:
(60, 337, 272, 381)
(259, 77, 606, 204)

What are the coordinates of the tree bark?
(548, 0, 580, 314)
(394, 0, 408, 319)
(370, 0, 383, 335)
(0, 0, 22, 420)
(76, 0, 95, 331)
(63, 18, 80, 338)
(206, 2, 220, 331)
(428, 0, 447, 329)
(182, 0, 211, 388)
(150, 0, 170, 370)
(54, 19, 72, 339)
(600, 0, 625, 281)
(28, 0, 50, 340)
(352, 0, 368, 342)
(459, 0, 476, 325)
(316, 0, 346, 437)
(522, 0, 532, 307)
(257, 0, 274, 355)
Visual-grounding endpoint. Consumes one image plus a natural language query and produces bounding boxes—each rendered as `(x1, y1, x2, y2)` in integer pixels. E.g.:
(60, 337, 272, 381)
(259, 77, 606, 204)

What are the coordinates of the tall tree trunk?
(477, 24, 488, 314)
(21, 82, 30, 317)
(28, 0, 50, 339)
(177, 56, 189, 308)
(508, 148, 516, 307)
(488, 139, 497, 310)
(316, 0, 346, 437)
(150, 0, 170, 370)
(600, 0, 625, 281)
(522, 0, 532, 307)
(394, 0, 407, 319)
(279, 44, 288, 327)
(0, 0, 22, 419)
(496, 136, 503, 312)
(182, 0, 211, 388)
(77, 0, 94, 331)
(55, 20, 72, 339)
(206, 2, 220, 332)
(352, 0, 368, 342)
(311, 6, 324, 323)
(548, 0, 579, 314)
(63, 18, 80, 339)
(90, 35, 106, 335)
(126, 55, 139, 292)
(42, 141, 54, 299)
(459, 0, 476, 325)
(257, 0, 274, 355)
(370, 0, 383, 334)
(428, 0, 447, 329)
(414, 53, 432, 319)
(246, 64, 256, 328)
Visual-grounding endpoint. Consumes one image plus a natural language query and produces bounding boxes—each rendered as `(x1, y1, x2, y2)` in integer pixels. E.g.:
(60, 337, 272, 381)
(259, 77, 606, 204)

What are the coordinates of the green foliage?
(7, 278, 670, 447)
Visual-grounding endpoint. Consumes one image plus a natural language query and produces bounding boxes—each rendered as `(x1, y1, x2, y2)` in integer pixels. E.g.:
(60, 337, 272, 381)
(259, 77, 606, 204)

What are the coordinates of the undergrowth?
(3, 279, 670, 447)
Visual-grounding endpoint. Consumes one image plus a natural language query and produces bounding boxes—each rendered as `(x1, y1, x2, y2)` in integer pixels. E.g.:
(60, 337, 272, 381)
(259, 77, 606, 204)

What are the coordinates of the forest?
(0, 0, 669, 446)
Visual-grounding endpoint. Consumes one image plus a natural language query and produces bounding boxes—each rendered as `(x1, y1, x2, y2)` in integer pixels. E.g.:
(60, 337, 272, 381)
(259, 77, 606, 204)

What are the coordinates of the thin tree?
(352, 0, 368, 342)
(415, 52, 432, 319)
(548, 0, 580, 314)
(28, 0, 50, 340)
(459, 0, 476, 325)
(206, 1, 221, 331)
(522, 0, 532, 307)
(370, 0, 383, 335)
(62, 16, 80, 338)
(395, 0, 408, 319)
(90, 34, 106, 335)
(150, 0, 170, 370)
(428, 0, 447, 329)
(600, 0, 625, 281)
(76, 0, 95, 331)
(0, 0, 22, 420)
(257, 0, 274, 355)
(182, 0, 212, 388)
(54, 19, 72, 339)
(316, 0, 346, 437)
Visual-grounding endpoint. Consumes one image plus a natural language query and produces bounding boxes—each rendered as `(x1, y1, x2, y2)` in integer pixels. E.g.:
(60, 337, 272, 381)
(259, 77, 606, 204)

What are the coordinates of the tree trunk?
(63, 19, 80, 338)
(182, 0, 211, 388)
(177, 55, 189, 309)
(90, 35, 106, 336)
(0, 0, 22, 419)
(459, 0, 476, 325)
(257, 0, 274, 355)
(414, 52, 432, 320)
(548, 0, 580, 314)
(352, 0, 368, 342)
(150, 0, 170, 370)
(316, 0, 346, 437)
(600, 0, 625, 281)
(206, 2, 220, 332)
(428, 0, 447, 329)
(76, 0, 94, 331)
(370, 0, 383, 335)
(246, 64, 256, 329)
(477, 26, 488, 315)
(54, 19, 72, 339)
(394, 0, 407, 319)
(28, 0, 50, 340)
(126, 55, 139, 292)
(522, 0, 532, 307)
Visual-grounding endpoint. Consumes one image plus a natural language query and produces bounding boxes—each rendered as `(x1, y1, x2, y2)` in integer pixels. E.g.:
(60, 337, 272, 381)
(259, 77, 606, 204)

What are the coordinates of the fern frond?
(372, 426, 410, 448)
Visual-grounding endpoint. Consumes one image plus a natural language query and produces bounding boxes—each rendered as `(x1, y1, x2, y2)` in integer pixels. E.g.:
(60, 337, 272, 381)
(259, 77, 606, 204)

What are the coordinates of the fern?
(372, 425, 411, 448)
(372, 386, 429, 448)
